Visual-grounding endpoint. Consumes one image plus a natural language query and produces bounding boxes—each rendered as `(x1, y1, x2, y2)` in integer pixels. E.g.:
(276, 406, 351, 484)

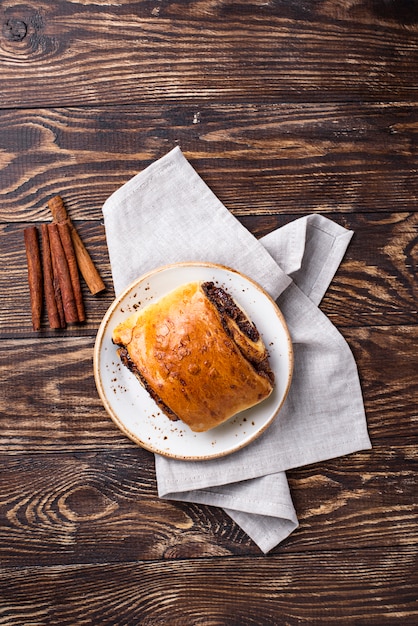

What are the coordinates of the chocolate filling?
(118, 347, 180, 422)
(202, 282, 274, 385)
(202, 282, 259, 342)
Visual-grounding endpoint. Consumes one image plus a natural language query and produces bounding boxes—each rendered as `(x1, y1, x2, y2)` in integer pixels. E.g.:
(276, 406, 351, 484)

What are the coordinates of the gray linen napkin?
(102, 146, 371, 553)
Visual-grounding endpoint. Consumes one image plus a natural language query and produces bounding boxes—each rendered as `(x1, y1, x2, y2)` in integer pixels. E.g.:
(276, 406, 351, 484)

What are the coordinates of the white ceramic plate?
(93, 262, 293, 460)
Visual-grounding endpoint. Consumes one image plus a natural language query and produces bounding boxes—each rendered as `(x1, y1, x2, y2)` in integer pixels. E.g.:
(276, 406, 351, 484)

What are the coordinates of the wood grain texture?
(243, 212, 418, 327)
(0, 546, 417, 625)
(0, 0, 417, 108)
(1, 212, 416, 337)
(0, 323, 416, 451)
(1, 0, 417, 622)
(0, 103, 417, 220)
(0, 443, 416, 567)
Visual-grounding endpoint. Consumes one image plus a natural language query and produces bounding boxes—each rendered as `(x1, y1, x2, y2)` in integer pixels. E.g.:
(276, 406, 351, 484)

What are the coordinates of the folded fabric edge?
(262, 213, 354, 307)
(102, 146, 182, 217)
(307, 222, 354, 306)
(260, 215, 308, 276)
(157, 489, 299, 554)
(102, 145, 293, 300)
(157, 485, 297, 519)
(223, 508, 299, 554)
(154, 432, 372, 495)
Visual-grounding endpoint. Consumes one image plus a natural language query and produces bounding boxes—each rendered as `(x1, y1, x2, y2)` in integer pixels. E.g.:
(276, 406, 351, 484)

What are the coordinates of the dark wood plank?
(0, 337, 121, 451)
(0, 103, 417, 221)
(0, 443, 416, 567)
(287, 445, 418, 552)
(243, 211, 418, 327)
(0, 546, 417, 624)
(1, 1, 417, 108)
(0, 448, 249, 566)
(0, 320, 416, 451)
(1, 212, 416, 337)
(342, 325, 418, 440)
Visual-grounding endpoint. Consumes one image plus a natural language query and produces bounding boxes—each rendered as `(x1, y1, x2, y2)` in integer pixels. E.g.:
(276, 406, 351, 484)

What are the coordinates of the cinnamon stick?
(40, 224, 64, 329)
(24, 226, 43, 331)
(57, 222, 85, 322)
(48, 195, 105, 295)
(50, 242, 67, 329)
(47, 223, 79, 324)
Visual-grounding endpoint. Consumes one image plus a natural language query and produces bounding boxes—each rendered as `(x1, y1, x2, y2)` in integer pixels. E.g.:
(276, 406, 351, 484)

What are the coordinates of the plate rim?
(93, 261, 293, 460)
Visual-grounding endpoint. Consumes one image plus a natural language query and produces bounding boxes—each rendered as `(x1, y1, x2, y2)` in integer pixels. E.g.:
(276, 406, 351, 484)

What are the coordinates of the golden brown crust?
(112, 282, 274, 432)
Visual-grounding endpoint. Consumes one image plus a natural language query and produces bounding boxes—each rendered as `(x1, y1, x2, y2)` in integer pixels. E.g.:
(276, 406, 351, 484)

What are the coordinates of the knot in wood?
(3, 18, 27, 41)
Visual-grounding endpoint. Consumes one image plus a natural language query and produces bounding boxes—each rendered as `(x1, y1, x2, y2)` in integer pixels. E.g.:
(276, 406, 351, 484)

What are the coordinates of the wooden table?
(1, 1, 417, 623)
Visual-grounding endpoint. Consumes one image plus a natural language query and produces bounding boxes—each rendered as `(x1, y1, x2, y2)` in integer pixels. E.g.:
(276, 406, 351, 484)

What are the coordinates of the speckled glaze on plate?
(93, 262, 293, 461)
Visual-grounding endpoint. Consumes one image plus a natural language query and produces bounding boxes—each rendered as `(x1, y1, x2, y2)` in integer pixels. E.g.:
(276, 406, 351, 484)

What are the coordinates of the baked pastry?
(112, 281, 274, 432)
